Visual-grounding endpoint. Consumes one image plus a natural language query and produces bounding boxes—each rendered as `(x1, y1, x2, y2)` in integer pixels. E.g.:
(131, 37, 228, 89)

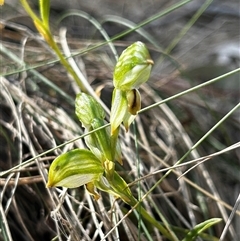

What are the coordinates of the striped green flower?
(113, 41, 154, 91)
(110, 42, 153, 135)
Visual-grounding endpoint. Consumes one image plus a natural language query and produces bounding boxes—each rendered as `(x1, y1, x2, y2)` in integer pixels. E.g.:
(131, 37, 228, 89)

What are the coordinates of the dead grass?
(0, 1, 240, 241)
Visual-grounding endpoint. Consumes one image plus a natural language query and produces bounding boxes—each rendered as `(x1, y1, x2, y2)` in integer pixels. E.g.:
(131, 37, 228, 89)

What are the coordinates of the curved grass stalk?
(0, 204, 13, 241)
(220, 193, 240, 241)
(57, 14, 113, 113)
(59, 28, 110, 115)
(101, 15, 161, 50)
(57, 9, 118, 62)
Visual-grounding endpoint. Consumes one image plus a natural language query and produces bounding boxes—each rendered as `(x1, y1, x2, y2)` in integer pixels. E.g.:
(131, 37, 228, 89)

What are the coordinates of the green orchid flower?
(46, 148, 134, 204)
(113, 41, 154, 91)
(110, 42, 153, 135)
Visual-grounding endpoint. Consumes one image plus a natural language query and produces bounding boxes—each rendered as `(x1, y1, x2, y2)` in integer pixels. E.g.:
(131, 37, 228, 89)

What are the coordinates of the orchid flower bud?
(75, 92, 122, 166)
(110, 42, 153, 134)
(75, 93, 105, 129)
(46, 149, 104, 188)
(113, 41, 154, 91)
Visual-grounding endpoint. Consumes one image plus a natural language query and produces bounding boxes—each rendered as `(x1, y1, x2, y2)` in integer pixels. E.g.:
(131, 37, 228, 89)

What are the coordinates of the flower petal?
(126, 89, 141, 115)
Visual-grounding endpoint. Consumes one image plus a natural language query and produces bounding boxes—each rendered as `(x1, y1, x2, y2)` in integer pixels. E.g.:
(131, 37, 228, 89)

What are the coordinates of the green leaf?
(47, 149, 104, 188)
(182, 218, 222, 241)
(113, 41, 154, 91)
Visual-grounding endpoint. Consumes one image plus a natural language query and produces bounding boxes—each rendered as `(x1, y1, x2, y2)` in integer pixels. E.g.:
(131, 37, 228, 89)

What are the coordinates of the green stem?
(20, 0, 87, 92)
(105, 171, 177, 241)
(138, 206, 177, 241)
(43, 33, 87, 92)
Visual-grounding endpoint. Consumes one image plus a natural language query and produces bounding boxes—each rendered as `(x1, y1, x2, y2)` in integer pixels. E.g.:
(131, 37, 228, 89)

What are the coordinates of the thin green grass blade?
(156, 0, 214, 66)
(141, 68, 240, 113)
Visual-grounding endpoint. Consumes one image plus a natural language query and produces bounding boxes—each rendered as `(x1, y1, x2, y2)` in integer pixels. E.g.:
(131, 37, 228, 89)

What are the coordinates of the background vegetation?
(0, 0, 239, 240)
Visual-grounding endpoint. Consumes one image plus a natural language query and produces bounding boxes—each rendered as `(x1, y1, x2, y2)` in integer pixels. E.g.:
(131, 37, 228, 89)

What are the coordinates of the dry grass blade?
(1, 0, 239, 240)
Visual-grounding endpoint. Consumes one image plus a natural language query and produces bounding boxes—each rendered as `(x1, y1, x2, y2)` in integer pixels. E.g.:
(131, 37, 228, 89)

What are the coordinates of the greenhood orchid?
(46, 42, 219, 240)
(110, 41, 154, 135)
(47, 41, 154, 201)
